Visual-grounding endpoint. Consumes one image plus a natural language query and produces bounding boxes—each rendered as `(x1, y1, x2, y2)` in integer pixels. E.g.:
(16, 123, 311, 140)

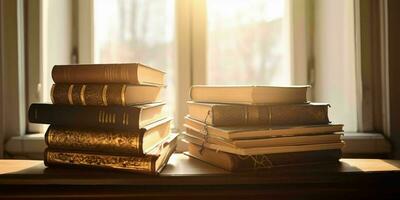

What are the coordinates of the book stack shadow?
(182, 86, 344, 171)
(28, 63, 177, 175)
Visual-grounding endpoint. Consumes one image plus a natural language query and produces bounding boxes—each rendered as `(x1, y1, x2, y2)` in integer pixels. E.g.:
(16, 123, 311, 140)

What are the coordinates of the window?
(206, 0, 290, 85)
(93, 0, 177, 127)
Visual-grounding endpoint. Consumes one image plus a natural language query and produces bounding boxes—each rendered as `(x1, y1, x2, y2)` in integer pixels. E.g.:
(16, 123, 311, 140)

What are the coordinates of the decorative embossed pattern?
(46, 126, 142, 154)
(46, 150, 154, 173)
(51, 84, 124, 106)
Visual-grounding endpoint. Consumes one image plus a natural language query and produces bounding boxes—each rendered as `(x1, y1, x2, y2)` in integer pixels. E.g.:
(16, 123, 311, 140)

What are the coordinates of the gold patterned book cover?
(45, 118, 171, 155)
(44, 133, 178, 175)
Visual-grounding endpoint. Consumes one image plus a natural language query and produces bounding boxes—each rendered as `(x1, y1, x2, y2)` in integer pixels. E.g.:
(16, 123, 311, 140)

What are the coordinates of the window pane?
(206, 0, 289, 85)
(93, 0, 176, 126)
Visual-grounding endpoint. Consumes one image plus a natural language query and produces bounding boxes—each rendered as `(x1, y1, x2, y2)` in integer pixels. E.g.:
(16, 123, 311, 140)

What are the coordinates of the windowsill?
(5, 132, 392, 160)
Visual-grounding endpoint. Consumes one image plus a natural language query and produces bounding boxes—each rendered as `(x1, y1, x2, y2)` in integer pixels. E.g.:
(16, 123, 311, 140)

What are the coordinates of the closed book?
(44, 133, 178, 175)
(190, 85, 309, 105)
(52, 63, 165, 86)
(45, 118, 171, 155)
(185, 142, 341, 171)
(184, 116, 343, 140)
(184, 128, 342, 149)
(182, 134, 344, 155)
(51, 84, 163, 106)
(188, 101, 329, 126)
(28, 103, 167, 130)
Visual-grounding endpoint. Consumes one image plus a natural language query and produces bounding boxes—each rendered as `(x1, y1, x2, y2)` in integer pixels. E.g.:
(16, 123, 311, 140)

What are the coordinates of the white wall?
(313, 0, 358, 132)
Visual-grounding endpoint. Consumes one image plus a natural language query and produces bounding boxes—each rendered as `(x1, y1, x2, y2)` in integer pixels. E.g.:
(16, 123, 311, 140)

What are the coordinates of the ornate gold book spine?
(44, 149, 156, 174)
(51, 84, 126, 106)
(45, 126, 143, 155)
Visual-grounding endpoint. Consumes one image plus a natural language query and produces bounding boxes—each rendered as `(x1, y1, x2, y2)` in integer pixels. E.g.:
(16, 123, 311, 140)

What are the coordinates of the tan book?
(51, 84, 163, 106)
(52, 63, 165, 85)
(190, 85, 309, 104)
(182, 134, 344, 155)
(184, 116, 343, 140)
(184, 128, 342, 148)
(44, 133, 178, 175)
(46, 118, 172, 155)
(185, 142, 342, 171)
(187, 101, 329, 126)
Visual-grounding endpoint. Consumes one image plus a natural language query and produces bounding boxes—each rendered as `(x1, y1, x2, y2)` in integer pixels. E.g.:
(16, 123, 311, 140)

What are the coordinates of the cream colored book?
(184, 128, 343, 148)
(182, 134, 344, 156)
(184, 116, 344, 140)
(190, 85, 309, 105)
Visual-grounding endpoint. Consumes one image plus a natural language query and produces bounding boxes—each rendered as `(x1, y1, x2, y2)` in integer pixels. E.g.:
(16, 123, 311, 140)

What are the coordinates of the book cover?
(188, 101, 330, 126)
(44, 133, 178, 175)
(52, 63, 165, 85)
(28, 103, 167, 130)
(45, 118, 171, 155)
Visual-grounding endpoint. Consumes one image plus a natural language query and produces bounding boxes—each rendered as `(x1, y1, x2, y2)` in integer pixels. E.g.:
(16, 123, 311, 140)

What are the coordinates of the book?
(187, 101, 330, 126)
(184, 128, 342, 148)
(45, 118, 171, 155)
(52, 63, 165, 86)
(190, 85, 309, 105)
(184, 116, 343, 140)
(44, 133, 178, 175)
(28, 103, 167, 130)
(185, 142, 342, 171)
(51, 84, 163, 106)
(182, 134, 344, 155)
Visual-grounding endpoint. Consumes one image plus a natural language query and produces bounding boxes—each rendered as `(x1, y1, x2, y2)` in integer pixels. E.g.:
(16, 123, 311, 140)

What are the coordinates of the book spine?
(51, 84, 127, 106)
(45, 126, 144, 155)
(44, 148, 156, 175)
(28, 104, 140, 130)
(211, 104, 330, 126)
(52, 65, 139, 84)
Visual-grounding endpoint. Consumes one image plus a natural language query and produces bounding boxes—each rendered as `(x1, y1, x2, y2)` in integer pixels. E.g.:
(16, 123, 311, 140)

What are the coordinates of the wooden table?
(1, 153, 400, 199)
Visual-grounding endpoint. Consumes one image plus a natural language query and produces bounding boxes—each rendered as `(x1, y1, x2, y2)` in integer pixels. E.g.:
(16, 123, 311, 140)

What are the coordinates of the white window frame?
(2, 0, 391, 159)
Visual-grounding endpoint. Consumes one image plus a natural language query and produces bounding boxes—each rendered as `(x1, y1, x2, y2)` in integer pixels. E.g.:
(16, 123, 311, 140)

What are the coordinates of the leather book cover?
(44, 134, 178, 175)
(51, 83, 163, 106)
(188, 102, 330, 126)
(28, 103, 165, 130)
(52, 63, 165, 85)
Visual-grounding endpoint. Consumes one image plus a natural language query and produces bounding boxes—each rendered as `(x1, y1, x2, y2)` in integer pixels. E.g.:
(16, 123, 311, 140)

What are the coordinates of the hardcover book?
(187, 101, 330, 126)
(185, 142, 342, 171)
(45, 118, 171, 155)
(44, 133, 178, 175)
(184, 116, 343, 140)
(52, 63, 165, 86)
(28, 103, 167, 130)
(51, 84, 163, 106)
(190, 85, 309, 105)
(184, 128, 342, 149)
(182, 134, 344, 155)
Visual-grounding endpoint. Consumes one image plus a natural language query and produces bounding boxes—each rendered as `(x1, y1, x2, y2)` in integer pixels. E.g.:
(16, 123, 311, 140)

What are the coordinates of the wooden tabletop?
(1, 153, 400, 199)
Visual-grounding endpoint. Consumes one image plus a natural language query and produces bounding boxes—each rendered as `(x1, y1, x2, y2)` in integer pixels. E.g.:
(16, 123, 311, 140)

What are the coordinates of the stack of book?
(28, 63, 177, 175)
(183, 86, 344, 171)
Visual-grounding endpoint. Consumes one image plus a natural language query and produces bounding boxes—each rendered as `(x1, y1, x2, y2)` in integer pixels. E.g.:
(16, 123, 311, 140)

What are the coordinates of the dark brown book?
(51, 84, 163, 106)
(52, 63, 165, 86)
(185, 142, 341, 171)
(28, 103, 166, 130)
(188, 101, 330, 126)
(45, 118, 171, 155)
(44, 133, 178, 175)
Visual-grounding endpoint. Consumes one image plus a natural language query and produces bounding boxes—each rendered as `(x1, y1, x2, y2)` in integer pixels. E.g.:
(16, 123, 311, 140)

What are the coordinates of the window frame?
(2, 0, 393, 158)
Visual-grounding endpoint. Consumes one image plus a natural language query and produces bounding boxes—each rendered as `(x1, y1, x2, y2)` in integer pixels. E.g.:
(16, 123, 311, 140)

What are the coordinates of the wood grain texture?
(0, 154, 400, 199)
